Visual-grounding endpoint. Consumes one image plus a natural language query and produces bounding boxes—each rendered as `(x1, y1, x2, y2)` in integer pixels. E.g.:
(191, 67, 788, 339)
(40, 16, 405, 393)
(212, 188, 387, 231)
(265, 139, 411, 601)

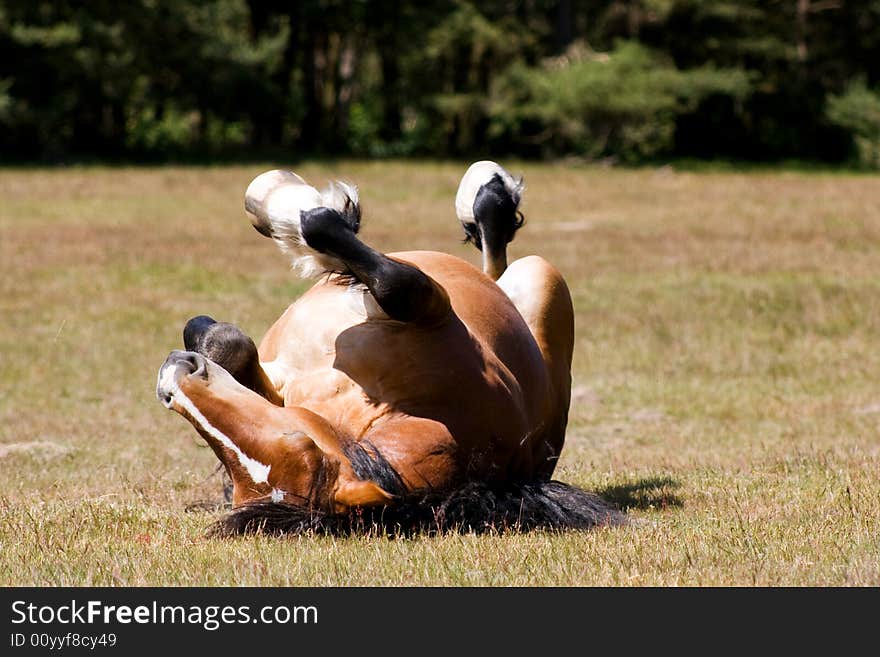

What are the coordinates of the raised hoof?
(182, 317, 260, 384)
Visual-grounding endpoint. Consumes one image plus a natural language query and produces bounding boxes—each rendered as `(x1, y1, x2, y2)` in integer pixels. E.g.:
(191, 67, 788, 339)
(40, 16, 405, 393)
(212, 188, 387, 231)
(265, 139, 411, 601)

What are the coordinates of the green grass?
(1, 163, 878, 585)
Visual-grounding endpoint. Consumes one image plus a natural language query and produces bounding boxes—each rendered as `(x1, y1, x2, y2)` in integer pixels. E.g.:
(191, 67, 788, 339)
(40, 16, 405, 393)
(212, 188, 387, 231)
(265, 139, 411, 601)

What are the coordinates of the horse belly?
(333, 318, 536, 471)
(258, 282, 372, 394)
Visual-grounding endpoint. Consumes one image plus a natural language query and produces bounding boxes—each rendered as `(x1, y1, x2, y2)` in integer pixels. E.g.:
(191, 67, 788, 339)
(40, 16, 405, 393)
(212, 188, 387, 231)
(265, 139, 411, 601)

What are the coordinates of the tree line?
(1, 0, 879, 165)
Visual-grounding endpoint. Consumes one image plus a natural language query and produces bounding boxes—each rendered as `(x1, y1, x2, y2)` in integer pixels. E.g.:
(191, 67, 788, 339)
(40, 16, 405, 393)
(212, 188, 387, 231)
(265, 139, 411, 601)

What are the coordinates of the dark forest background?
(2, 0, 879, 165)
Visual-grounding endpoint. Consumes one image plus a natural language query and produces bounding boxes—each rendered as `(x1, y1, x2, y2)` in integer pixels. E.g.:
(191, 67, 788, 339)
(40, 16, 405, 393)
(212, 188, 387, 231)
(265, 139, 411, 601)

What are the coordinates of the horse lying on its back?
(157, 161, 623, 535)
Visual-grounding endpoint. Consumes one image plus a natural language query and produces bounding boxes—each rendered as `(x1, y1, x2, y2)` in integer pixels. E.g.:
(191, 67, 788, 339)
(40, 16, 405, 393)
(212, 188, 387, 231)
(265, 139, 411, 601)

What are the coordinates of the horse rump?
(207, 479, 625, 538)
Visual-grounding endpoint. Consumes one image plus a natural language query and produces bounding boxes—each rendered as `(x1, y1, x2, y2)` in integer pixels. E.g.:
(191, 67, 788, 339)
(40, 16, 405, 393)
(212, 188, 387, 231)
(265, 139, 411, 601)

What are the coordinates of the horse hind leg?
(301, 208, 451, 323)
(455, 161, 525, 280)
(496, 256, 575, 477)
(183, 315, 283, 406)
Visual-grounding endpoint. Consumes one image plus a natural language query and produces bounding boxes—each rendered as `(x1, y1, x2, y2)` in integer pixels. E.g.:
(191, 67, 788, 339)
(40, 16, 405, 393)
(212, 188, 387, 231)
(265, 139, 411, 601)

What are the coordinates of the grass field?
(0, 162, 878, 586)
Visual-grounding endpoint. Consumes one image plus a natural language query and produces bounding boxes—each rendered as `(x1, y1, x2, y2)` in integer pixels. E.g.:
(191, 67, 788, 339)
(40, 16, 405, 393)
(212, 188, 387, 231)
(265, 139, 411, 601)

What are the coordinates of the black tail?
(207, 479, 625, 538)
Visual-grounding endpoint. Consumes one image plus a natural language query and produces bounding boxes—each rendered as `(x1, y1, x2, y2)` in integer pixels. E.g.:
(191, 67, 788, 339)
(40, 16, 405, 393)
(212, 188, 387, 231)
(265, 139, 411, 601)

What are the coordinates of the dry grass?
(0, 162, 878, 586)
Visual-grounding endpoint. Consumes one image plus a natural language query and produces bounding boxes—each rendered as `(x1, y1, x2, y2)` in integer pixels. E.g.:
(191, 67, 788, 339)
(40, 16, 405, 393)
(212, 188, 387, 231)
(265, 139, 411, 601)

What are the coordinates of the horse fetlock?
(299, 206, 354, 255)
(244, 170, 360, 279)
(455, 161, 524, 280)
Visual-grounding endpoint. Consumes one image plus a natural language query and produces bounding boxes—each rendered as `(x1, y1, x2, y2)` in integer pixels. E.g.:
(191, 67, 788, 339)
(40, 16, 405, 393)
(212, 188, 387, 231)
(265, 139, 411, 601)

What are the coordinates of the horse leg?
(298, 207, 451, 323)
(245, 171, 450, 324)
(157, 350, 394, 510)
(496, 256, 575, 478)
(456, 161, 525, 280)
(182, 315, 283, 406)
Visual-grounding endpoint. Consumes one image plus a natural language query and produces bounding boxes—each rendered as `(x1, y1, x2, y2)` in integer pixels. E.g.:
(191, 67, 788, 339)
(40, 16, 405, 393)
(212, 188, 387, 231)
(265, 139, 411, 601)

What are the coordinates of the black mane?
(208, 442, 624, 538)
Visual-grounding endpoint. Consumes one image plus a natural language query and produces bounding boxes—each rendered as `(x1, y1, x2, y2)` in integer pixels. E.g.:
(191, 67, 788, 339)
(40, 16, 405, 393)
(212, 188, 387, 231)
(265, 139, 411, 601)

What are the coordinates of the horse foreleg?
(182, 315, 283, 405)
(157, 350, 395, 510)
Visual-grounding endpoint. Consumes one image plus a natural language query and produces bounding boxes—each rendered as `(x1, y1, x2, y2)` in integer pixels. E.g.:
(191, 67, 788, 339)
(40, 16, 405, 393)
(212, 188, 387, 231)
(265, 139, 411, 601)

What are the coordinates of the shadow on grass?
(599, 476, 683, 512)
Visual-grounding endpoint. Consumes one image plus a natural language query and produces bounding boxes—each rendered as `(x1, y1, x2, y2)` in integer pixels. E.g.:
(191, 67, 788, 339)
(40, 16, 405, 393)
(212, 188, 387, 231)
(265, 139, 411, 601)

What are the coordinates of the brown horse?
(157, 162, 621, 534)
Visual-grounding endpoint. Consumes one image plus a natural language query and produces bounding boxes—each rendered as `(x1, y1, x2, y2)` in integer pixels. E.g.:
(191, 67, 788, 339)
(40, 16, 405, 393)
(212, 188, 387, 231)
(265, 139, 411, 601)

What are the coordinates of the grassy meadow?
(0, 162, 878, 586)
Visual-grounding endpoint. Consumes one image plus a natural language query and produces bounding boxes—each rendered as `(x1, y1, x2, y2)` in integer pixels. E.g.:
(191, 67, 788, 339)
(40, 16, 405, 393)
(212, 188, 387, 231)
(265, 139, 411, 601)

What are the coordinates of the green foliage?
(0, 0, 285, 158)
(489, 41, 750, 161)
(0, 78, 11, 120)
(0, 0, 878, 162)
(826, 81, 880, 168)
(414, 0, 537, 154)
(124, 106, 200, 154)
(346, 101, 382, 156)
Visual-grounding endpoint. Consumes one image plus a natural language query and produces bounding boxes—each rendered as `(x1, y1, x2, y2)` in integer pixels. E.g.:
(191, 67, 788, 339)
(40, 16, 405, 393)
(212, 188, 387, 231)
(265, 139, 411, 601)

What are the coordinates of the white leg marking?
(245, 170, 359, 279)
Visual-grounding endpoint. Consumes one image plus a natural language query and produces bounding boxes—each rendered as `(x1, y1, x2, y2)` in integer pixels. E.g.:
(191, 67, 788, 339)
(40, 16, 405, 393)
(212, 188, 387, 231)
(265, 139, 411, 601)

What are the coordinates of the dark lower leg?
(472, 177, 521, 280)
(301, 208, 450, 323)
(183, 316, 283, 405)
